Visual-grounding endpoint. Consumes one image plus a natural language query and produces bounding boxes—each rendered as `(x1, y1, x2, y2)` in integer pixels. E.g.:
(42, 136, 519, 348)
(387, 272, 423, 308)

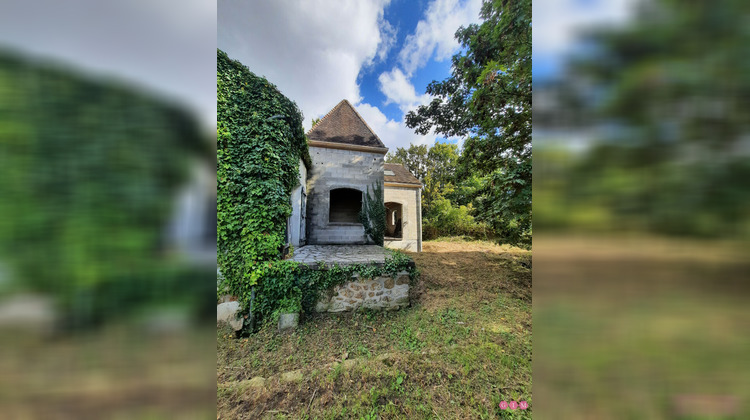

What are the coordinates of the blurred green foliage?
(536, 0, 750, 240)
(0, 51, 212, 329)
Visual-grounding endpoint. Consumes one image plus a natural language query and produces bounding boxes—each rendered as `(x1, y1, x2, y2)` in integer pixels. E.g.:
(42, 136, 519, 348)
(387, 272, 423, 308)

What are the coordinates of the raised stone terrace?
(291, 245, 392, 268)
(290, 245, 414, 312)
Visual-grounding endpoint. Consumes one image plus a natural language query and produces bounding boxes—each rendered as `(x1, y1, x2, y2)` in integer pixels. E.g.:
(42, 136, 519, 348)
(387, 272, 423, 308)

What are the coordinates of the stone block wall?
(306, 146, 384, 244)
(315, 271, 410, 312)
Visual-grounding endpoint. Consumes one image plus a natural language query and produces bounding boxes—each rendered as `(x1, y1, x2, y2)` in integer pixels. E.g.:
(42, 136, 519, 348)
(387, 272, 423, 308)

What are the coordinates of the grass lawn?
(534, 235, 750, 419)
(217, 239, 532, 419)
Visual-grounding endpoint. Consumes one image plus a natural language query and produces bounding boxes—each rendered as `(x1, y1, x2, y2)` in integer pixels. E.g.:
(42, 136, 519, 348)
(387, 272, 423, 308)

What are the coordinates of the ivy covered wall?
(216, 49, 311, 312)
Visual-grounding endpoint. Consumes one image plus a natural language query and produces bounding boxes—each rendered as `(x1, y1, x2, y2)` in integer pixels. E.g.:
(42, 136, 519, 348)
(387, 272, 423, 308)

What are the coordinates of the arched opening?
(385, 202, 403, 239)
(329, 188, 362, 223)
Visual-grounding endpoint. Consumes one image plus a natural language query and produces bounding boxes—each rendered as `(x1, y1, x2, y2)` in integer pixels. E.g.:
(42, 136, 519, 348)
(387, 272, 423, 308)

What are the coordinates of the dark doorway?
(329, 188, 362, 223)
(385, 202, 403, 239)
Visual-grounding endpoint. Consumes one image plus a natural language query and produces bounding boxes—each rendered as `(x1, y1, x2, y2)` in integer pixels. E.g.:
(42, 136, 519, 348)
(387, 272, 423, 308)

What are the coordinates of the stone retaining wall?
(315, 271, 410, 312)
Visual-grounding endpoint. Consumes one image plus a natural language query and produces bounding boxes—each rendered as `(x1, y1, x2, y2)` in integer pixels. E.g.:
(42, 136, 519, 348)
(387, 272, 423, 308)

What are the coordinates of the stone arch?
(385, 201, 404, 239)
(329, 187, 363, 224)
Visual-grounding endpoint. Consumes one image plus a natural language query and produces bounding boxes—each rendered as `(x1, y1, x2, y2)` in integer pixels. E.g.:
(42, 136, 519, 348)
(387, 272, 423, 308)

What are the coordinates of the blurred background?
(534, 0, 749, 418)
(0, 1, 216, 418)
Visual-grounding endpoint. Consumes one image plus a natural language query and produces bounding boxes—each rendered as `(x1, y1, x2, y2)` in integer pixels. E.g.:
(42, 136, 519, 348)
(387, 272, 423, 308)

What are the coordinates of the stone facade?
(315, 271, 411, 312)
(383, 185, 421, 251)
(306, 146, 384, 244)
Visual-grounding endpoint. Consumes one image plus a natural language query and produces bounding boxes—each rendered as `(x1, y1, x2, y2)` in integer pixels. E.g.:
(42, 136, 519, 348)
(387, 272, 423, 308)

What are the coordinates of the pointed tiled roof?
(384, 163, 422, 187)
(307, 100, 387, 149)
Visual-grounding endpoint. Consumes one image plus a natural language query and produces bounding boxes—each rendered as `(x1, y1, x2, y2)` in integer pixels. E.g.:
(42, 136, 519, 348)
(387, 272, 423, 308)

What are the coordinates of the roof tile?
(384, 163, 421, 186)
(307, 100, 387, 149)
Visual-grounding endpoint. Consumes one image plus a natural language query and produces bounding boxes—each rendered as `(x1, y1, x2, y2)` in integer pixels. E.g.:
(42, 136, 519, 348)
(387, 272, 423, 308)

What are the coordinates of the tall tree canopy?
(386, 144, 429, 183)
(387, 143, 459, 215)
(405, 0, 531, 246)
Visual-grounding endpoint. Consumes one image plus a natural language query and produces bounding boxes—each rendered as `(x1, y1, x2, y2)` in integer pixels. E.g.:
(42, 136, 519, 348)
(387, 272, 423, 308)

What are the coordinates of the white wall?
(383, 186, 421, 252)
(167, 161, 216, 264)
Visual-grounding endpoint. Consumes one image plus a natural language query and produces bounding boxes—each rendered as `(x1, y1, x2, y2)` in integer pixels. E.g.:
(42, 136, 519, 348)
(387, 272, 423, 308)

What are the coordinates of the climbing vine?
(217, 49, 310, 314)
(359, 181, 386, 246)
(243, 250, 418, 332)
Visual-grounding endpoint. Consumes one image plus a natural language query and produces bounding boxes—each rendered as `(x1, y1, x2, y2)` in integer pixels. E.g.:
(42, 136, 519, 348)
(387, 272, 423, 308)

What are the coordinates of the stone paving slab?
(290, 245, 392, 267)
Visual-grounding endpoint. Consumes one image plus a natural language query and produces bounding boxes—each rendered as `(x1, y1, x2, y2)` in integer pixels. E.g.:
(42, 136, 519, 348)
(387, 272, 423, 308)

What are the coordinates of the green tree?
(385, 143, 429, 182)
(447, 173, 486, 208)
(423, 143, 459, 214)
(560, 0, 750, 238)
(405, 0, 531, 246)
(386, 142, 460, 215)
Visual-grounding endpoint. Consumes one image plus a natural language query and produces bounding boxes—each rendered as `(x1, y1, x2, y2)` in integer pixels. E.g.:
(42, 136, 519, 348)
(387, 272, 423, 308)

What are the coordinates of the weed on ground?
(217, 239, 532, 419)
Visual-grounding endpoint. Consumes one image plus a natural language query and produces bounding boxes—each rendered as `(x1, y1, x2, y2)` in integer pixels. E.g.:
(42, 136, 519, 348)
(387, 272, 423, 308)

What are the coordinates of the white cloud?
(355, 103, 438, 151)
(378, 68, 431, 113)
(371, 0, 481, 148)
(376, 19, 398, 62)
(0, 0, 217, 129)
(397, 0, 483, 77)
(533, 0, 635, 58)
(218, 0, 471, 150)
(218, 0, 393, 129)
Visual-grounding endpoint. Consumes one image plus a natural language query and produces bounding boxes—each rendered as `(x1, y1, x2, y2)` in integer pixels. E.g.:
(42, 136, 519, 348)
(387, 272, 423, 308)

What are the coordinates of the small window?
(329, 188, 362, 223)
(384, 170, 395, 176)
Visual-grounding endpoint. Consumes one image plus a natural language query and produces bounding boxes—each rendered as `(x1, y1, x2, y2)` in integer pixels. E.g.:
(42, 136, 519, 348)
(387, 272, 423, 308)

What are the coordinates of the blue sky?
(217, 0, 634, 151)
(533, 0, 634, 83)
(0, 0, 636, 142)
(218, 0, 484, 151)
(357, 0, 455, 123)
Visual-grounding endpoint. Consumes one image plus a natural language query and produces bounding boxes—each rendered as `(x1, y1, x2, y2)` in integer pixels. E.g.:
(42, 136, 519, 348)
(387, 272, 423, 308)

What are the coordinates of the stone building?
(298, 99, 422, 251)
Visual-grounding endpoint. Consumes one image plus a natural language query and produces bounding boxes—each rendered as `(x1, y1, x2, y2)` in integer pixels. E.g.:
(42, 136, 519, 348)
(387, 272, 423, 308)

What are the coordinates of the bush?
(423, 197, 492, 240)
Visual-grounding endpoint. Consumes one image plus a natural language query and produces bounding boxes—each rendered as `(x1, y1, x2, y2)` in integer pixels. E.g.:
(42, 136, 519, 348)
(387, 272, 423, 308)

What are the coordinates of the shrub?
(423, 197, 492, 240)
